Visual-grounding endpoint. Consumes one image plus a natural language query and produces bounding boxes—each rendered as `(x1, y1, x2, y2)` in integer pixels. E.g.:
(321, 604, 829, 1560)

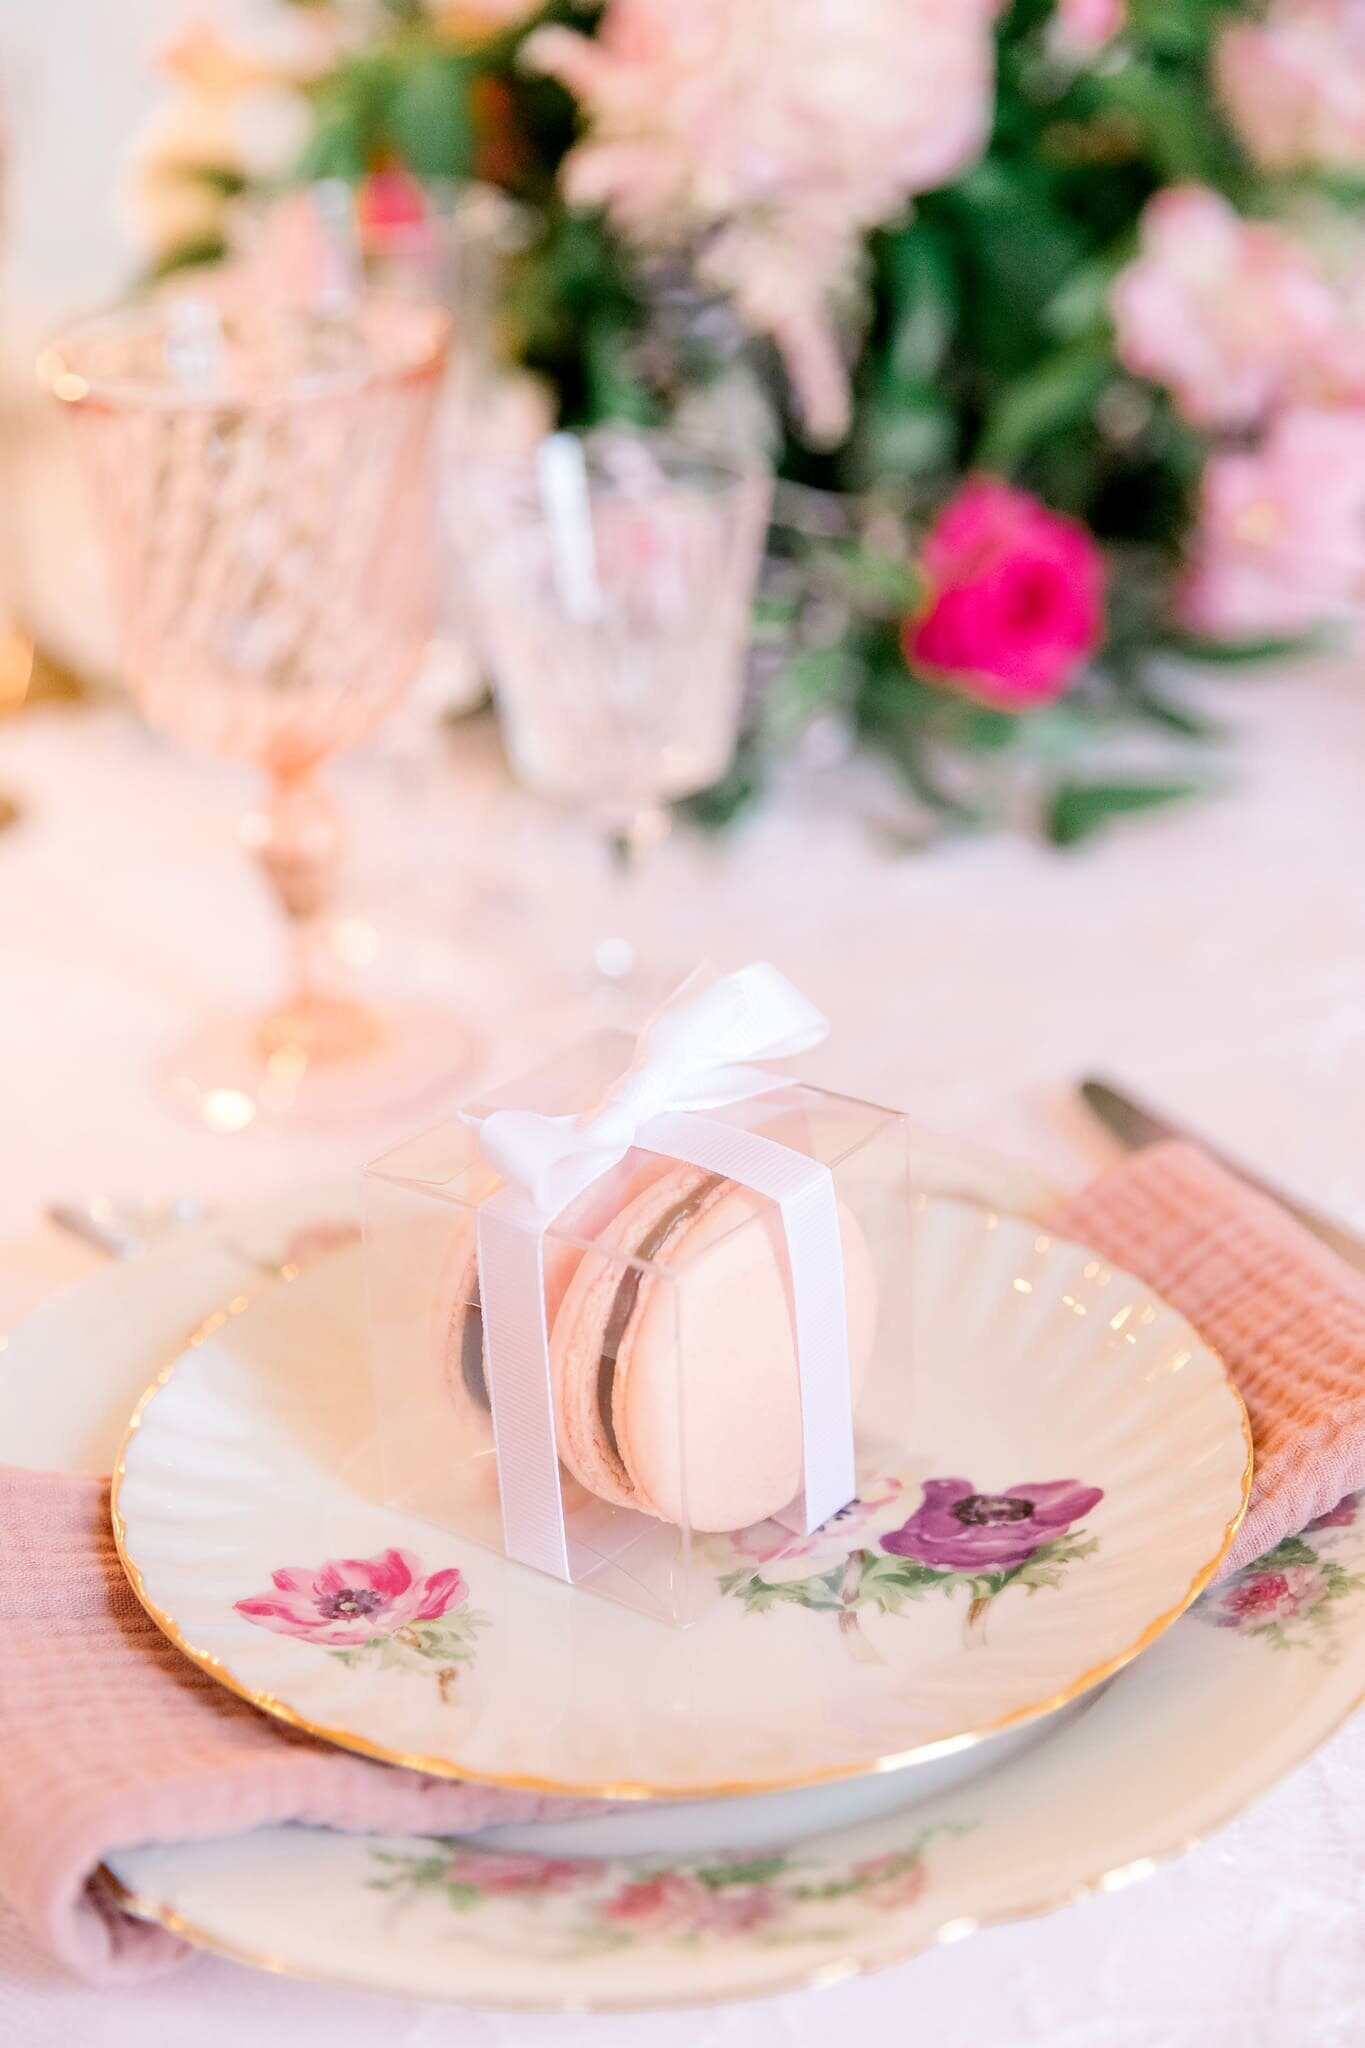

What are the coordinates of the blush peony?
(1178, 405, 1365, 640)
(1110, 186, 1339, 429)
(903, 478, 1105, 710)
(523, 0, 1000, 444)
(1216, 1, 1365, 174)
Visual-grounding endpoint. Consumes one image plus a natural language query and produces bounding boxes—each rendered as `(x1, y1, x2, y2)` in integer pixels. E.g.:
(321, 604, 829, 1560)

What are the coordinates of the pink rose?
(235, 1547, 467, 1647)
(1178, 405, 1365, 641)
(1111, 186, 1339, 429)
(1217, 1561, 1327, 1626)
(439, 1851, 591, 1896)
(603, 1874, 710, 1935)
(853, 1851, 929, 1910)
(904, 478, 1105, 710)
(1310, 1492, 1360, 1531)
(1216, 2, 1365, 174)
(603, 1870, 779, 1937)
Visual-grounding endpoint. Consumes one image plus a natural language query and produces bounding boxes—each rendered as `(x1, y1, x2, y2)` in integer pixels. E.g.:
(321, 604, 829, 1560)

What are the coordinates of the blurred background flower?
(1216, 0, 1365, 173)
(904, 478, 1105, 711)
(12, 0, 1365, 849)
(1178, 406, 1365, 640)
(1110, 187, 1338, 429)
(524, 0, 1001, 445)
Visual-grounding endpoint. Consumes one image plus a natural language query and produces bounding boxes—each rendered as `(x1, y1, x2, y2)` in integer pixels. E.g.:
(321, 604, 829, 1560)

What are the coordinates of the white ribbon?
(472, 964, 855, 1584)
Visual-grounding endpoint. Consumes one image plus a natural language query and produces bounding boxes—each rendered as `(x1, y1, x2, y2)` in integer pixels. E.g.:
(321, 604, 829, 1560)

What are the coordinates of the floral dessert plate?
(109, 1189, 1250, 1799)
(3, 1168, 1360, 2010)
(101, 1487, 1365, 2010)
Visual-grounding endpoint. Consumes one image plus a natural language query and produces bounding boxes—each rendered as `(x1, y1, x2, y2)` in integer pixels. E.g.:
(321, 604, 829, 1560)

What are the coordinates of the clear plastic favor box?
(364, 1029, 913, 1624)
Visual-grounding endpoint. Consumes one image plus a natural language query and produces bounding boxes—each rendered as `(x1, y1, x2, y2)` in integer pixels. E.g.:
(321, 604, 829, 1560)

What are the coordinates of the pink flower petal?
(315, 1548, 420, 1604)
(268, 1567, 316, 1597)
(414, 1567, 468, 1620)
(1007, 1481, 1105, 1527)
(233, 1594, 320, 1636)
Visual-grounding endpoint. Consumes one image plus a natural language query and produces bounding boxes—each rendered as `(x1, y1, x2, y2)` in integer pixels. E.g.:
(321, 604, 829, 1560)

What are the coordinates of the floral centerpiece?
(138, 0, 1365, 842)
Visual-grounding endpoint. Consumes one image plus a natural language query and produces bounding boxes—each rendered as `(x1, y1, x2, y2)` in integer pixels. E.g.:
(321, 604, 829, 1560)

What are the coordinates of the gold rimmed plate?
(109, 1192, 1250, 1801)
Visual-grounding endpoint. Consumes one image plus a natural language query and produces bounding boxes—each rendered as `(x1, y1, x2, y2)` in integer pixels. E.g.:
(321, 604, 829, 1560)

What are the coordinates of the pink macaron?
(431, 1153, 675, 1435)
(549, 1164, 877, 1532)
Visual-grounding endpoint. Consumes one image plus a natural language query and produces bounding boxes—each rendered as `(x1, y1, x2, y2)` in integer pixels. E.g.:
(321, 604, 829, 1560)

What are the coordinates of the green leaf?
(149, 234, 228, 281)
(582, 316, 658, 425)
(929, 165, 1088, 375)
(1254, 1535, 1318, 1571)
(817, 542, 921, 619)
(179, 162, 248, 199)
(976, 341, 1112, 471)
(387, 49, 473, 180)
(694, 1857, 789, 1890)
(850, 377, 958, 487)
(682, 745, 763, 830)
(1121, 683, 1221, 739)
(298, 67, 387, 181)
(881, 220, 958, 384)
(1164, 631, 1318, 666)
(1086, 60, 1239, 187)
(1047, 779, 1199, 846)
(956, 704, 1019, 751)
(1040, 237, 1136, 342)
(760, 645, 853, 752)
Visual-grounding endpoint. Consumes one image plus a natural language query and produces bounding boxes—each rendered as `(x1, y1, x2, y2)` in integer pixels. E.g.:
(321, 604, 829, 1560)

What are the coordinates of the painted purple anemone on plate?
(881, 1477, 1103, 1571)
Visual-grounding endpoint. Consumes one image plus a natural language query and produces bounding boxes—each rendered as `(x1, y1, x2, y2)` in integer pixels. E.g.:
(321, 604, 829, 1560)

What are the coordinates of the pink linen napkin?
(0, 1466, 592, 1987)
(4, 1139, 1364, 1988)
(1056, 1140, 1365, 1577)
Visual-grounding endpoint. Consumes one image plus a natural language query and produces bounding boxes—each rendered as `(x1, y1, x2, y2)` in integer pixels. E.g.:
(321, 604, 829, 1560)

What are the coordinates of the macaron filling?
(459, 1293, 490, 1410)
(595, 1172, 725, 1471)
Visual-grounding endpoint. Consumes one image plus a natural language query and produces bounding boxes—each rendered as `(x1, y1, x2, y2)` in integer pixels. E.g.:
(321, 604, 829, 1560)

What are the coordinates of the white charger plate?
(108, 1189, 1249, 1798)
(6, 1154, 1361, 2010)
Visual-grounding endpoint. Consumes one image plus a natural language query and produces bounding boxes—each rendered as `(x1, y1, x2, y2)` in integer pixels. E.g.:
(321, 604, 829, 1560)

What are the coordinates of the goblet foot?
(158, 999, 480, 1133)
(256, 990, 387, 1066)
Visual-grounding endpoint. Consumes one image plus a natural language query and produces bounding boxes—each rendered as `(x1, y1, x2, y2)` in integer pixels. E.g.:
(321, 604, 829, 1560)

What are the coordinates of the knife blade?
(1080, 1076, 1365, 1276)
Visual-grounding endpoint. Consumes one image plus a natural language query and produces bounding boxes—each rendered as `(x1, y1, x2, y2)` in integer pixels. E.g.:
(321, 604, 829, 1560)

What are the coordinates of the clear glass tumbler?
(39, 293, 468, 1128)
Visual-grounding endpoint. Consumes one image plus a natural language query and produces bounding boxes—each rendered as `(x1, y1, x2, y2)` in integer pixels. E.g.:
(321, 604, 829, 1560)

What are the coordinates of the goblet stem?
(243, 765, 384, 1067)
(593, 803, 671, 988)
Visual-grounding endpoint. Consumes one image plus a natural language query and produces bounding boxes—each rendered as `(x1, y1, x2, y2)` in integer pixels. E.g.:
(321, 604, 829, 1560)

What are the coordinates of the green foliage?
(1046, 779, 1200, 846)
(1252, 1535, 1319, 1572)
(721, 1529, 1102, 1622)
(388, 49, 475, 180)
(215, 0, 1325, 846)
(693, 1857, 790, 1889)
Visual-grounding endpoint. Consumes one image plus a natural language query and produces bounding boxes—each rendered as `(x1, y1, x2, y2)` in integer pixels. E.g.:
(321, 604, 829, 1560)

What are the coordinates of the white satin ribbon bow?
(471, 963, 854, 1586)
(473, 962, 829, 1220)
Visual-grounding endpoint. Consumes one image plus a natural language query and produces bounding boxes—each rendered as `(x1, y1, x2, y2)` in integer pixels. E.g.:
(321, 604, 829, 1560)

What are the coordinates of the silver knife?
(1080, 1076, 1365, 1276)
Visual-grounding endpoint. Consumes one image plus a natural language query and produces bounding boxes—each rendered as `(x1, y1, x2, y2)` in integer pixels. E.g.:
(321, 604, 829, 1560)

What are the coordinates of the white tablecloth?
(2, 673, 1364, 2045)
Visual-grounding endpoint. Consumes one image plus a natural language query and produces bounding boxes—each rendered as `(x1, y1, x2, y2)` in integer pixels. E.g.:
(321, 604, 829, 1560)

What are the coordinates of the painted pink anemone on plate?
(882, 1477, 1103, 1572)
(235, 1547, 467, 1647)
(731, 1476, 908, 1570)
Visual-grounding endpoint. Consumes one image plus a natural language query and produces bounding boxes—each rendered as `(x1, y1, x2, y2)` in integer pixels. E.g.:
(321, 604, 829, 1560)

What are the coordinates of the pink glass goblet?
(40, 294, 470, 1128)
